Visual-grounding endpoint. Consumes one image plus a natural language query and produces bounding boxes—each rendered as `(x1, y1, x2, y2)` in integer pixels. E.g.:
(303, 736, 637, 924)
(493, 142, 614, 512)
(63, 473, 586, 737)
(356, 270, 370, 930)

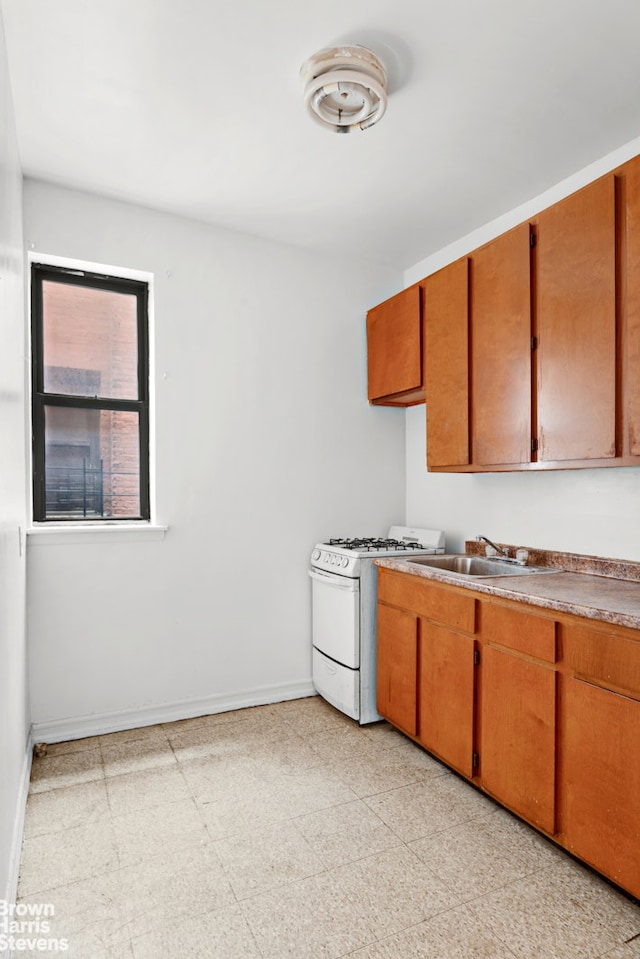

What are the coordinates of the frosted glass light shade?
(300, 45, 388, 133)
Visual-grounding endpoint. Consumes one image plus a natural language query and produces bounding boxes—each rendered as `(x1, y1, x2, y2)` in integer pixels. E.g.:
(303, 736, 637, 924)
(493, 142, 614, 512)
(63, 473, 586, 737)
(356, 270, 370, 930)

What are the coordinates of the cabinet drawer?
(378, 570, 476, 633)
(562, 624, 640, 700)
(479, 602, 557, 662)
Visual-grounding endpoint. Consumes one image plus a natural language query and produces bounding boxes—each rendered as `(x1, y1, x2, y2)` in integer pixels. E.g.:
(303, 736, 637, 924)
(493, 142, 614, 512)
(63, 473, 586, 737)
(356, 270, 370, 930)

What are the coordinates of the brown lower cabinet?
(477, 599, 557, 834)
(480, 646, 556, 834)
(560, 677, 640, 896)
(376, 567, 640, 900)
(419, 621, 475, 778)
(376, 602, 418, 737)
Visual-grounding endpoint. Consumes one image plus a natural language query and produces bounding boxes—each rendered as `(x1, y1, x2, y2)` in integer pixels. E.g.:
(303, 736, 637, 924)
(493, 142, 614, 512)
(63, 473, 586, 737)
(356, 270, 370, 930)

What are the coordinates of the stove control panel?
(313, 549, 353, 570)
(310, 548, 360, 577)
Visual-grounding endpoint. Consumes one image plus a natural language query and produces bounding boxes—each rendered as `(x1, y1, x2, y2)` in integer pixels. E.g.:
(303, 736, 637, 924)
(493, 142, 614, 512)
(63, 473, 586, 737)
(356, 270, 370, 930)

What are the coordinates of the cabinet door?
(419, 621, 475, 777)
(622, 155, 640, 456)
(470, 223, 532, 465)
(376, 603, 418, 736)
(536, 175, 616, 461)
(560, 678, 640, 899)
(423, 257, 469, 468)
(480, 646, 556, 833)
(367, 286, 424, 406)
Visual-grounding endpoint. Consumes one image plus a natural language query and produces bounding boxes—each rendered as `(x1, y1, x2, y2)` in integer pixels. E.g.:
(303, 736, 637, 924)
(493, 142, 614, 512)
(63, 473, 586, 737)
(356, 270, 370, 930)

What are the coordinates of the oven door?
(308, 568, 360, 668)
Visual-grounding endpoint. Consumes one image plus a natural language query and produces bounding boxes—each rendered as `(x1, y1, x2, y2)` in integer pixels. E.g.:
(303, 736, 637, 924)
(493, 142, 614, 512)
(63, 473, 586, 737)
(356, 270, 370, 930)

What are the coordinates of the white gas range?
(309, 526, 446, 724)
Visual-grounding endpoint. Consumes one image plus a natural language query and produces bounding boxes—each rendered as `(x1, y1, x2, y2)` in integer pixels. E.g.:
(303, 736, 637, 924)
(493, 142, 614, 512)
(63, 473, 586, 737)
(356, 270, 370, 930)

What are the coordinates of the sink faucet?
(476, 535, 509, 558)
(476, 536, 529, 566)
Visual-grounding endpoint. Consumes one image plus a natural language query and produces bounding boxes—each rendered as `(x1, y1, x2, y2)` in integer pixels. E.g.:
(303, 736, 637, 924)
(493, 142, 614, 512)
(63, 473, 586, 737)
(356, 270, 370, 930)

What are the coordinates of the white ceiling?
(2, 0, 640, 270)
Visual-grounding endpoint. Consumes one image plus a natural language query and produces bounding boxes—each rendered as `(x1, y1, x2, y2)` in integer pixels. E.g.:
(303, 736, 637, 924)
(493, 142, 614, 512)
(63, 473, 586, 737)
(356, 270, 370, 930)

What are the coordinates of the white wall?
(405, 137, 640, 561)
(24, 180, 406, 736)
(407, 406, 640, 558)
(0, 9, 29, 909)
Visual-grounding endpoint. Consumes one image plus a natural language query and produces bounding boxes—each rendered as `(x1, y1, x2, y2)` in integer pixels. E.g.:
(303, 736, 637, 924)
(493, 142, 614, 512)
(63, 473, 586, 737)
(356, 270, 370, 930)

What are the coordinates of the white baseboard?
(31, 680, 316, 744)
(2, 734, 33, 914)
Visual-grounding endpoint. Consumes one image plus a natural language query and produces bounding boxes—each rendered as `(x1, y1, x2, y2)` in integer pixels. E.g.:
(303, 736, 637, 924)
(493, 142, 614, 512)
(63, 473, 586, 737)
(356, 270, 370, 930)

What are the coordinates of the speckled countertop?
(375, 542, 640, 631)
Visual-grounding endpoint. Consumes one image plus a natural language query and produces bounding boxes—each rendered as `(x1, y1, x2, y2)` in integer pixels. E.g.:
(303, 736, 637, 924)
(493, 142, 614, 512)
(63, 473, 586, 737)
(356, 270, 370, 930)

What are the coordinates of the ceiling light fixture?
(300, 45, 388, 133)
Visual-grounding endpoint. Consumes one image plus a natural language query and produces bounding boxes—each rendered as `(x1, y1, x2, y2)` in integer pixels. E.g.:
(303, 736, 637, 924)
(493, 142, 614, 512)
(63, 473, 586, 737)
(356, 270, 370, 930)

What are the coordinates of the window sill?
(26, 524, 168, 546)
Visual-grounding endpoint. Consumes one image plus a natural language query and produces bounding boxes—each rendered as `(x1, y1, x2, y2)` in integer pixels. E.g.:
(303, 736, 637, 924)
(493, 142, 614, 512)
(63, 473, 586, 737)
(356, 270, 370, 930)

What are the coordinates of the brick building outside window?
(30, 263, 150, 522)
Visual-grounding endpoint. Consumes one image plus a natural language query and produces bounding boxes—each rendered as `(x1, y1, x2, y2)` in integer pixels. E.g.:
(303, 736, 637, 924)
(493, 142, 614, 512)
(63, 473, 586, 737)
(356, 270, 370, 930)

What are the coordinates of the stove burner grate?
(327, 537, 425, 552)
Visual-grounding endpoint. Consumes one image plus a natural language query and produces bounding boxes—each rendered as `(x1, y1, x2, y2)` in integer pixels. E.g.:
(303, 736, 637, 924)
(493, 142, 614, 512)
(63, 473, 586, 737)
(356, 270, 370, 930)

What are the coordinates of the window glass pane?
(42, 280, 139, 399)
(44, 406, 141, 519)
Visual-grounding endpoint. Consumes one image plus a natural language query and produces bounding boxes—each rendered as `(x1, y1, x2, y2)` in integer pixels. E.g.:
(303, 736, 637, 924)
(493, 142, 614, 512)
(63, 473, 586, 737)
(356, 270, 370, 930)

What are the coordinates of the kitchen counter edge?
(374, 553, 640, 631)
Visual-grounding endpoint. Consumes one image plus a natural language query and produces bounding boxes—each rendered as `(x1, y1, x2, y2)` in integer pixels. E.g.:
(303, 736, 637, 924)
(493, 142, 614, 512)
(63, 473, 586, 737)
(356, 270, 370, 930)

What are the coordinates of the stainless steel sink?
(403, 554, 560, 578)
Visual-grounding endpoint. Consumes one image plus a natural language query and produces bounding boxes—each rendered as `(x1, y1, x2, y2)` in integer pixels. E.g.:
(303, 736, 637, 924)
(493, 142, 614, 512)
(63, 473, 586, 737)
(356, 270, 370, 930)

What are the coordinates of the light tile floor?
(17, 696, 640, 958)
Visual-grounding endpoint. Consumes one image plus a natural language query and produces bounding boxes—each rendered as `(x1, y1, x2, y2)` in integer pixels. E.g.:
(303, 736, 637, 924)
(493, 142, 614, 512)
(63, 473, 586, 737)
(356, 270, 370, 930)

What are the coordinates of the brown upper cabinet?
(423, 257, 469, 468)
(471, 223, 533, 467)
(424, 224, 533, 469)
(366, 285, 424, 406)
(535, 175, 616, 462)
(620, 154, 640, 456)
(424, 174, 623, 472)
(368, 152, 640, 471)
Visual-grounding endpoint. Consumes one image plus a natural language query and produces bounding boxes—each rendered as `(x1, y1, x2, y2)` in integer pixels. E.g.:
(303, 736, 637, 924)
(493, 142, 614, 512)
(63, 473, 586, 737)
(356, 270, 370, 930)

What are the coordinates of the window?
(31, 263, 150, 522)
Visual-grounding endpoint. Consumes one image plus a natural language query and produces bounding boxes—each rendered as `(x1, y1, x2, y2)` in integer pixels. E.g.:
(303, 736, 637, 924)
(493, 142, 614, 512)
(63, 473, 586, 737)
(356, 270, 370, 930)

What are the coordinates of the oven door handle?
(308, 569, 359, 591)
